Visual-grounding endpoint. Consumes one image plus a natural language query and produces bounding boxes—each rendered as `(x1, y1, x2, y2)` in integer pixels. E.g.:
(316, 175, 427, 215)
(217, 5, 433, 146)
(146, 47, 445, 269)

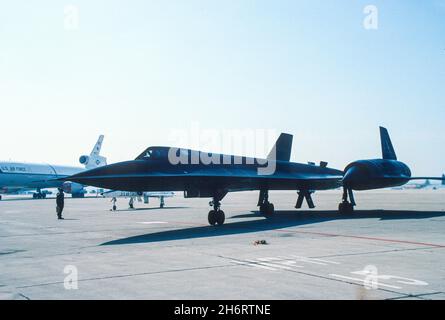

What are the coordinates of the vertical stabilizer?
(380, 127, 397, 160)
(91, 135, 104, 156)
(267, 133, 293, 162)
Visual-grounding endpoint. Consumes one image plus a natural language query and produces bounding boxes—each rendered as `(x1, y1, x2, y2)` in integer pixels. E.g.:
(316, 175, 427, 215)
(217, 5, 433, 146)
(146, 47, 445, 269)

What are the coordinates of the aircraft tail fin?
(267, 133, 293, 162)
(90, 135, 104, 156)
(380, 127, 397, 160)
(79, 135, 107, 169)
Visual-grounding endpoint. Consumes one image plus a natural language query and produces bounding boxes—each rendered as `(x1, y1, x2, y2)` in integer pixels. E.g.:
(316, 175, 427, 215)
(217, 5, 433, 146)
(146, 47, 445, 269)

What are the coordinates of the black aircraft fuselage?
(67, 146, 343, 196)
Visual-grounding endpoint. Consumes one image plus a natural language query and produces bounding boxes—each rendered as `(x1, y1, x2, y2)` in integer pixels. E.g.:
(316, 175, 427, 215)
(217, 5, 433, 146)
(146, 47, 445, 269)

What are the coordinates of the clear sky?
(0, 1, 444, 176)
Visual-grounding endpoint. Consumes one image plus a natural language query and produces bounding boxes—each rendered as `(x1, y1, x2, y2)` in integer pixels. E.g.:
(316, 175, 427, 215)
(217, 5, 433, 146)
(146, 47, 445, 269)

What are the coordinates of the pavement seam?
(15, 263, 237, 289)
(386, 291, 444, 300)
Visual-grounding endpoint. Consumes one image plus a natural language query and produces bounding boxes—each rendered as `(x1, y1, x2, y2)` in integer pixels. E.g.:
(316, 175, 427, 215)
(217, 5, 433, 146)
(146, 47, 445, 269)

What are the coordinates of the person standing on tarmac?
(129, 197, 134, 209)
(56, 188, 65, 220)
(111, 197, 117, 211)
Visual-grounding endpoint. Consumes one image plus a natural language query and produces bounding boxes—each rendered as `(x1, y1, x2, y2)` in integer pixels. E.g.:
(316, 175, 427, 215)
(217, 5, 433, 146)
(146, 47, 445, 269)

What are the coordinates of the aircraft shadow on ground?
(100, 209, 445, 246)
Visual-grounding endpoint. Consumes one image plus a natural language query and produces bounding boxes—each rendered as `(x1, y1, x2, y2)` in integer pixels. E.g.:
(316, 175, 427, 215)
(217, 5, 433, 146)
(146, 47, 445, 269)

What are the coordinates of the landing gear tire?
(216, 210, 225, 226)
(339, 202, 354, 214)
(208, 210, 217, 226)
(260, 203, 275, 215)
(208, 209, 225, 226)
(267, 203, 274, 215)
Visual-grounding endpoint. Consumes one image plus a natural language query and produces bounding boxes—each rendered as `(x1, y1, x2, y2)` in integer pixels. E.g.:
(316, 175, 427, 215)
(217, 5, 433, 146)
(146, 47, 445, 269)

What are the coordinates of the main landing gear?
(208, 199, 225, 226)
(339, 187, 355, 214)
(257, 189, 275, 215)
(295, 190, 315, 209)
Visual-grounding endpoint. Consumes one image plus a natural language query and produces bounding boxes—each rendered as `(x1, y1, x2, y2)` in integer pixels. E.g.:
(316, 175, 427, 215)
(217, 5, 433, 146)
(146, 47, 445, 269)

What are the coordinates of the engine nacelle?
(343, 159, 411, 191)
(80, 154, 107, 169)
(79, 155, 90, 165)
(62, 181, 85, 197)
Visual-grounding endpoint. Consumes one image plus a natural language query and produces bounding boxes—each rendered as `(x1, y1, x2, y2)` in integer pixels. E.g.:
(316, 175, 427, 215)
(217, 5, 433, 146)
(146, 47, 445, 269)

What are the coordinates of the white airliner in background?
(0, 136, 176, 205)
(0, 136, 107, 200)
(101, 190, 175, 208)
(402, 175, 445, 190)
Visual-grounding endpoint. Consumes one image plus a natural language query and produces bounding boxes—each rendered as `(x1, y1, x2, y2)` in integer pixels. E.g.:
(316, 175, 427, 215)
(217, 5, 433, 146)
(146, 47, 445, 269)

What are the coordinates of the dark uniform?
(56, 190, 65, 219)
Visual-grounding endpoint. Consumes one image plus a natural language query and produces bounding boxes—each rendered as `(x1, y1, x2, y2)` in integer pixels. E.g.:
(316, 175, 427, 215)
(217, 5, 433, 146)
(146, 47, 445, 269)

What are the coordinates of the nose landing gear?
(208, 199, 225, 226)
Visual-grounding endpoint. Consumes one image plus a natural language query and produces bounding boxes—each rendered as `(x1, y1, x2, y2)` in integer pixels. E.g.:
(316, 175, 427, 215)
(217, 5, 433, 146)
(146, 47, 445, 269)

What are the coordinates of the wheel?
(208, 210, 217, 226)
(160, 203, 164, 208)
(216, 210, 225, 226)
(260, 204, 268, 214)
(338, 203, 346, 213)
(42, 193, 47, 199)
(347, 203, 354, 213)
(113, 205, 117, 211)
(261, 203, 274, 215)
(0, 195, 2, 200)
(266, 203, 275, 215)
(339, 202, 354, 214)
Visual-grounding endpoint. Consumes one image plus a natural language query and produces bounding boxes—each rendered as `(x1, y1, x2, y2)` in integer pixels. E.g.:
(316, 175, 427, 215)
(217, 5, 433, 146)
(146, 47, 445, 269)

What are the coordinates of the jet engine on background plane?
(79, 134, 107, 169)
(79, 155, 90, 166)
(79, 154, 107, 169)
(62, 181, 86, 198)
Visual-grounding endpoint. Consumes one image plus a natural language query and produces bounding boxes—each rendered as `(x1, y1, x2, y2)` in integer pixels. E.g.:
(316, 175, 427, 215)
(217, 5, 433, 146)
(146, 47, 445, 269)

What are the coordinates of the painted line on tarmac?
(290, 229, 445, 248)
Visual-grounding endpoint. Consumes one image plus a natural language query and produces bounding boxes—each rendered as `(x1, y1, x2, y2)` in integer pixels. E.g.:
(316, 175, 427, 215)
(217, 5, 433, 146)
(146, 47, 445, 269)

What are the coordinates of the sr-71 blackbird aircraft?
(64, 127, 444, 226)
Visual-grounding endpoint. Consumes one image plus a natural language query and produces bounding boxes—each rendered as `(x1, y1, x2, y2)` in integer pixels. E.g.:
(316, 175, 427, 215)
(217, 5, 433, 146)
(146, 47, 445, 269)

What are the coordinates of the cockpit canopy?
(135, 147, 171, 160)
(135, 146, 216, 162)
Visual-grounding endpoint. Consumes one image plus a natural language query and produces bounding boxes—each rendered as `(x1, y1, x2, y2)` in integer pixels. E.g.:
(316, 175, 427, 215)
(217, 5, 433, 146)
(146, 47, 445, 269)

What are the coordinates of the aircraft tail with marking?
(79, 135, 107, 169)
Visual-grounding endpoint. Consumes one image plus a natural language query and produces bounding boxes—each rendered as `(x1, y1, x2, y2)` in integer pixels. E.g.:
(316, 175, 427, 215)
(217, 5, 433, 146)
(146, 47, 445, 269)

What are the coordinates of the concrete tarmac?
(1, 190, 444, 300)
